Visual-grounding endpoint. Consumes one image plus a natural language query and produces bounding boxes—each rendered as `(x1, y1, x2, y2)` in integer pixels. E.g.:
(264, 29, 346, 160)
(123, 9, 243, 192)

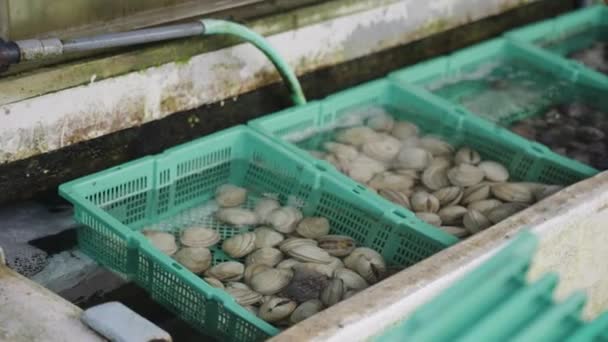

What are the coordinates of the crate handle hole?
(352, 189, 361, 194)
(393, 210, 407, 219)
(315, 163, 327, 171)
(172, 262, 183, 270)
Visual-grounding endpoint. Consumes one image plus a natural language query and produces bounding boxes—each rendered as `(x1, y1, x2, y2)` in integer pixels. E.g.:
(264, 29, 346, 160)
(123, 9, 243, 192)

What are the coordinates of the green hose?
(202, 19, 307, 106)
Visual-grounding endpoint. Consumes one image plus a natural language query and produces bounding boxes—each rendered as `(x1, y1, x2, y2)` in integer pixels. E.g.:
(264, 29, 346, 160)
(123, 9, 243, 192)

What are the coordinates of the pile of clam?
(142, 184, 387, 327)
(304, 112, 563, 238)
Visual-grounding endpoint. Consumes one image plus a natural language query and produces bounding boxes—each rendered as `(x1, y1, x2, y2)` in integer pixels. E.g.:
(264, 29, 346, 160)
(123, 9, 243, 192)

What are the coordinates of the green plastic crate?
(567, 311, 608, 342)
(507, 5, 608, 87)
(249, 78, 594, 206)
(59, 125, 453, 342)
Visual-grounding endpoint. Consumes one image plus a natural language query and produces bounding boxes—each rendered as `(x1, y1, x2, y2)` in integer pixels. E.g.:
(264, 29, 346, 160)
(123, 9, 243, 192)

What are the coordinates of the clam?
(411, 191, 440, 213)
(438, 226, 470, 238)
(344, 247, 386, 283)
(180, 227, 220, 248)
(433, 186, 463, 207)
(244, 305, 259, 316)
(323, 142, 359, 165)
(203, 277, 225, 289)
(216, 208, 259, 226)
(437, 206, 468, 225)
(391, 121, 419, 140)
(267, 207, 303, 234)
(306, 150, 326, 159)
(362, 136, 402, 162)
(250, 268, 293, 295)
(279, 238, 318, 253)
(333, 268, 369, 290)
(419, 136, 454, 156)
(215, 184, 247, 208)
(447, 164, 485, 187)
(317, 235, 356, 257)
(290, 299, 324, 324)
(321, 278, 345, 306)
(429, 156, 452, 169)
(225, 282, 262, 306)
(173, 247, 212, 274)
(534, 185, 564, 201)
(296, 217, 331, 239)
(286, 245, 332, 264)
(324, 154, 345, 172)
(253, 227, 284, 249)
(276, 258, 302, 270)
(378, 189, 411, 209)
(454, 147, 481, 165)
(281, 264, 329, 302)
(461, 183, 491, 205)
(478, 161, 509, 182)
(222, 232, 256, 258)
(143, 231, 178, 256)
(467, 199, 503, 215)
(296, 262, 335, 278)
(205, 261, 245, 282)
(366, 113, 395, 132)
(259, 297, 297, 323)
(368, 172, 415, 192)
(394, 168, 420, 180)
(395, 147, 432, 171)
(421, 163, 450, 191)
(415, 212, 442, 226)
(463, 209, 492, 234)
(491, 183, 534, 203)
(245, 247, 283, 267)
(487, 203, 528, 224)
(254, 198, 281, 224)
(327, 257, 345, 272)
(335, 127, 380, 147)
(348, 155, 387, 183)
(244, 263, 271, 285)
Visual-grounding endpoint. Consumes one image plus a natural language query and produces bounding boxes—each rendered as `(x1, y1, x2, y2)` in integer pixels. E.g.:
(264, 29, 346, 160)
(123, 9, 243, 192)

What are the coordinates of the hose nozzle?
(0, 39, 20, 72)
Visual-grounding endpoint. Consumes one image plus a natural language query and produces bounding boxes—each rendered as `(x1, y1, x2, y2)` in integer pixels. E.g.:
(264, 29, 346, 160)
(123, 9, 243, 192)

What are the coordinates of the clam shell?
(447, 164, 485, 187)
(254, 198, 281, 224)
(323, 154, 345, 172)
(491, 183, 534, 203)
(461, 183, 491, 205)
(378, 189, 411, 209)
(250, 268, 293, 295)
(225, 282, 262, 306)
(180, 227, 220, 248)
(222, 232, 256, 258)
(368, 172, 415, 192)
(415, 212, 442, 226)
(344, 247, 386, 284)
(421, 163, 450, 191)
(343, 247, 382, 270)
(467, 199, 503, 215)
(173, 247, 212, 274)
(335, 127, 380, 147)
(286, 245, 332, 264)
(534, 185, 564, 201)
(437, 206, 468, 225)
(244, 263, 271, 285)
(327, 257, 345, 272)
(487, 203, 528, 224)
(143, 231, 178, 256)
(204, 261, 245, 282)
(394, 169, 420, 179)
(433, 186, 463, 207)
(253, 227, 284, 249)
(203, 277, 225, 289)
(296, 217, 331, 239)
(419, 136, 454, 156)
(290, 299, 324, 324)
(321, 278, 345, 307)
(478, 161, 509, 182)
(463, 209, 492, 234)
(281, 265, 329, 302)
(244, 305, 259, 316)
(454, 147, 481, 165)
(296, 263, 335, 278)
(367, 113, 395, 132)
(317, 235, 356, 257)
(267, 207, 303, 234)
(333, 268, 369, 290)
(391, 121, 419, 140)
(395, 147, 432, 171)
(259, 297, 297, 323)
(411, 191, 440, 213)
(215, 184, 247, 208)
(348, 155, 387, 183)
(276, 258, 302, 270)
(245, 248, 283, 267)
(362, 136, 402, 162)
(216, 208, 259, 226)
(323, 142, 359, 166)
(439, 226, 470, 238)
(279, 238, 318, 253)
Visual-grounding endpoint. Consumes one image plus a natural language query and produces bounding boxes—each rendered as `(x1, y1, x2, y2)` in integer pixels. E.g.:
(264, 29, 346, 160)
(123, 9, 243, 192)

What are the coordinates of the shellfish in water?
(418, 136, 454, 156)
(463, 209, 492, 234)
(478, 161, 509, 182)
(335, 126, 380, 147)
(286, 244, 332, 264)
(487, 203, 528, 224)
(378, 189, 411, 209)
(439, 226, 470, 238)
(368, 172, 415, 192)
(391, 121, 419, 140)
(259, 297, 297, 323)
(244, 263, 271, 285)
(250, 268, 294, 295)
(203, 277, 225, 289)
(366, 112, 395, 132)
(204, 261, 245, 282)
(461, 183, 491, 205)
(180, 227, 220, 248)
(253, 227, 285, 249)
(320, 278, 345, 306)
(437, 206, 468, 226)
(454, 147, 481, 165)
(491, 183, 534, 203)
(245, 247, 283, 267)
(173, 247, 212, 274)
(467, 199, 503, 215)
(344, 247, 386, 284)
(361, 136, 402, 162)
(394, 147, 432, 171)
(317, 235, 356, 257)
(222, 232, 256, 259)
(143, 231, 178, 256)
(416, 212, 442, 226)
(254, 198, 281, 224)
(215, 184, 248, 208)
(289, 299, 324, 324)
(296, 217, 331, 239)
(225, 282, 262, 306)
(421, 163, 450, 191)
(433, 187, 463, 207)
(347, 155, 387, 184)
(279, 238, 318, 253)
(447, 164, 485, 187)
(411, 191, 440, 213)
(267, 207, 303, 234)
(333, 268, 368, 291)
(215, 208, 259, 226)
(323, 142, 359, 166)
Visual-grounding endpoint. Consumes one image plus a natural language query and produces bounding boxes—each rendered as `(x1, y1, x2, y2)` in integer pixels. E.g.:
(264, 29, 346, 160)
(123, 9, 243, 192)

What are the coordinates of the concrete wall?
(0, 0, 540, 165)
